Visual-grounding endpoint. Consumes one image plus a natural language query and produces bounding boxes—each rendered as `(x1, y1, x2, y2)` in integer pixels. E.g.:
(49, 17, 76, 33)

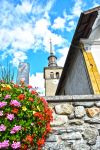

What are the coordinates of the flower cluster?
(0, 124, 6, 131)
(0, 101, 7, 108)
(0, 81, 53, 149)
(10, 125, 21, 134)
(0, 140, 9, 149)
(10, 100, 21, 107)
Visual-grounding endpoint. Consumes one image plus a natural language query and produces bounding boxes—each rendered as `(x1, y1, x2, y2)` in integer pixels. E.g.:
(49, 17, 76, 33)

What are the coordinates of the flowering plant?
(0, 81, 53, 150)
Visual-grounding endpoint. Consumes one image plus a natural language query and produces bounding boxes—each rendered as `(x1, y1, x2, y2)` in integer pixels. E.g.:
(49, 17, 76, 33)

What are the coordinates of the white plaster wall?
(91, 48, 100, 74)
(83, 10, 100, 74)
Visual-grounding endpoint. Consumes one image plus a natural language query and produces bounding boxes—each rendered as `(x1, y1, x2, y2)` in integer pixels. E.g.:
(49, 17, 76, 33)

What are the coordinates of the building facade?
(44, 40, 63, 96)
(56, 6, 100, 95)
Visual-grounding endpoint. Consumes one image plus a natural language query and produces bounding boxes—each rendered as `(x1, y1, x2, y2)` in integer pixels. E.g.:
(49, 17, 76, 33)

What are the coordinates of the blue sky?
(0, 0, 100, 95)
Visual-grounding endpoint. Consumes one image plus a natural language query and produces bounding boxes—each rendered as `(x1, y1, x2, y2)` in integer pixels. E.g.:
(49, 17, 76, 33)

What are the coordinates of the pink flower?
(0, 111, 3, 116)
(0, 80, 4, 83)
(0, 102, 7, 108)
(10, 100, 21, 107)
(10, 125, 21, 134)
(7, 114, 14, 121)
(0, 140, 9, 149)
(0, 124, 6, 131)
(4, 94, 11, 99)
(11, 141, 21, 149)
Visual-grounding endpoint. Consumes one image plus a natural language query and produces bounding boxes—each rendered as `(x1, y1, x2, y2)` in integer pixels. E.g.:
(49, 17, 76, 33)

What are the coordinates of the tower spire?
(50, 38, 53, 55)
(48, 39, 57, 67)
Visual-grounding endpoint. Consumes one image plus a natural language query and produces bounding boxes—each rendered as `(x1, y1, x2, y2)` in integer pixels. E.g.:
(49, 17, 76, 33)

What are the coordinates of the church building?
(44, 40, 63, 96)
(56, 6, 100, 95)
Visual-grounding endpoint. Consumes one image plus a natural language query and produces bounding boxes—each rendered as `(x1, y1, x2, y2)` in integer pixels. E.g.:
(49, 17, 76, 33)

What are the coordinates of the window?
(50, 72, 54, 79)
(56, 72, 59, 79)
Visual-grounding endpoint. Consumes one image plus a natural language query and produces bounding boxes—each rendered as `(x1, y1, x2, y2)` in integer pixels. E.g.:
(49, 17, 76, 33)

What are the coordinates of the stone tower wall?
(44, 68, 62, 96)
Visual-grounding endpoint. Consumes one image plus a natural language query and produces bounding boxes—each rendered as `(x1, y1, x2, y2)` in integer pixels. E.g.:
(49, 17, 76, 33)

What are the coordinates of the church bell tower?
(44, 40, 63, 96)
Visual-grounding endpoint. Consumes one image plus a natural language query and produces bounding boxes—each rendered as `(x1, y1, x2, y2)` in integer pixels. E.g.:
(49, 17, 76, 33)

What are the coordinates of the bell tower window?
(50, 72, 54, 79)
(56, 72, 59, 79)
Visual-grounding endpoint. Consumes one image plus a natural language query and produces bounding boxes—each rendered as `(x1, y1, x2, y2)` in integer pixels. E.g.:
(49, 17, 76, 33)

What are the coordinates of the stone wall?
(42, 95, 100, 150)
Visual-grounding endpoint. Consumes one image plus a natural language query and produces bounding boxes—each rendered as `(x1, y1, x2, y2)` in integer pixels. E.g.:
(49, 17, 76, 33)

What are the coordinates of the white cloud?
(62, 0, 84, 22)
(0, 28, 13, 50)
(0, 0, 68, 67)
(57, 47, 69, 67)
(61, 0, 84, 32)
(52, 11, 76, 31)
(69, 21, 74, 26)
(34, 18, 50, 37)
(92, 0, 100, 7)
(16, 0, 33, 14)
(66, 20, 75, 32)
(10, 51, 27, 67)
(33, 18, 68, 52)
(0, 0, 56, 67)
(45, 0, 55, 12)
(72, 0, 83, 17)
(52, 17, 66, 30)
(11, 25, 34, 50)
(29, 73, 45, 96)
(51, 4, 79, 33)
